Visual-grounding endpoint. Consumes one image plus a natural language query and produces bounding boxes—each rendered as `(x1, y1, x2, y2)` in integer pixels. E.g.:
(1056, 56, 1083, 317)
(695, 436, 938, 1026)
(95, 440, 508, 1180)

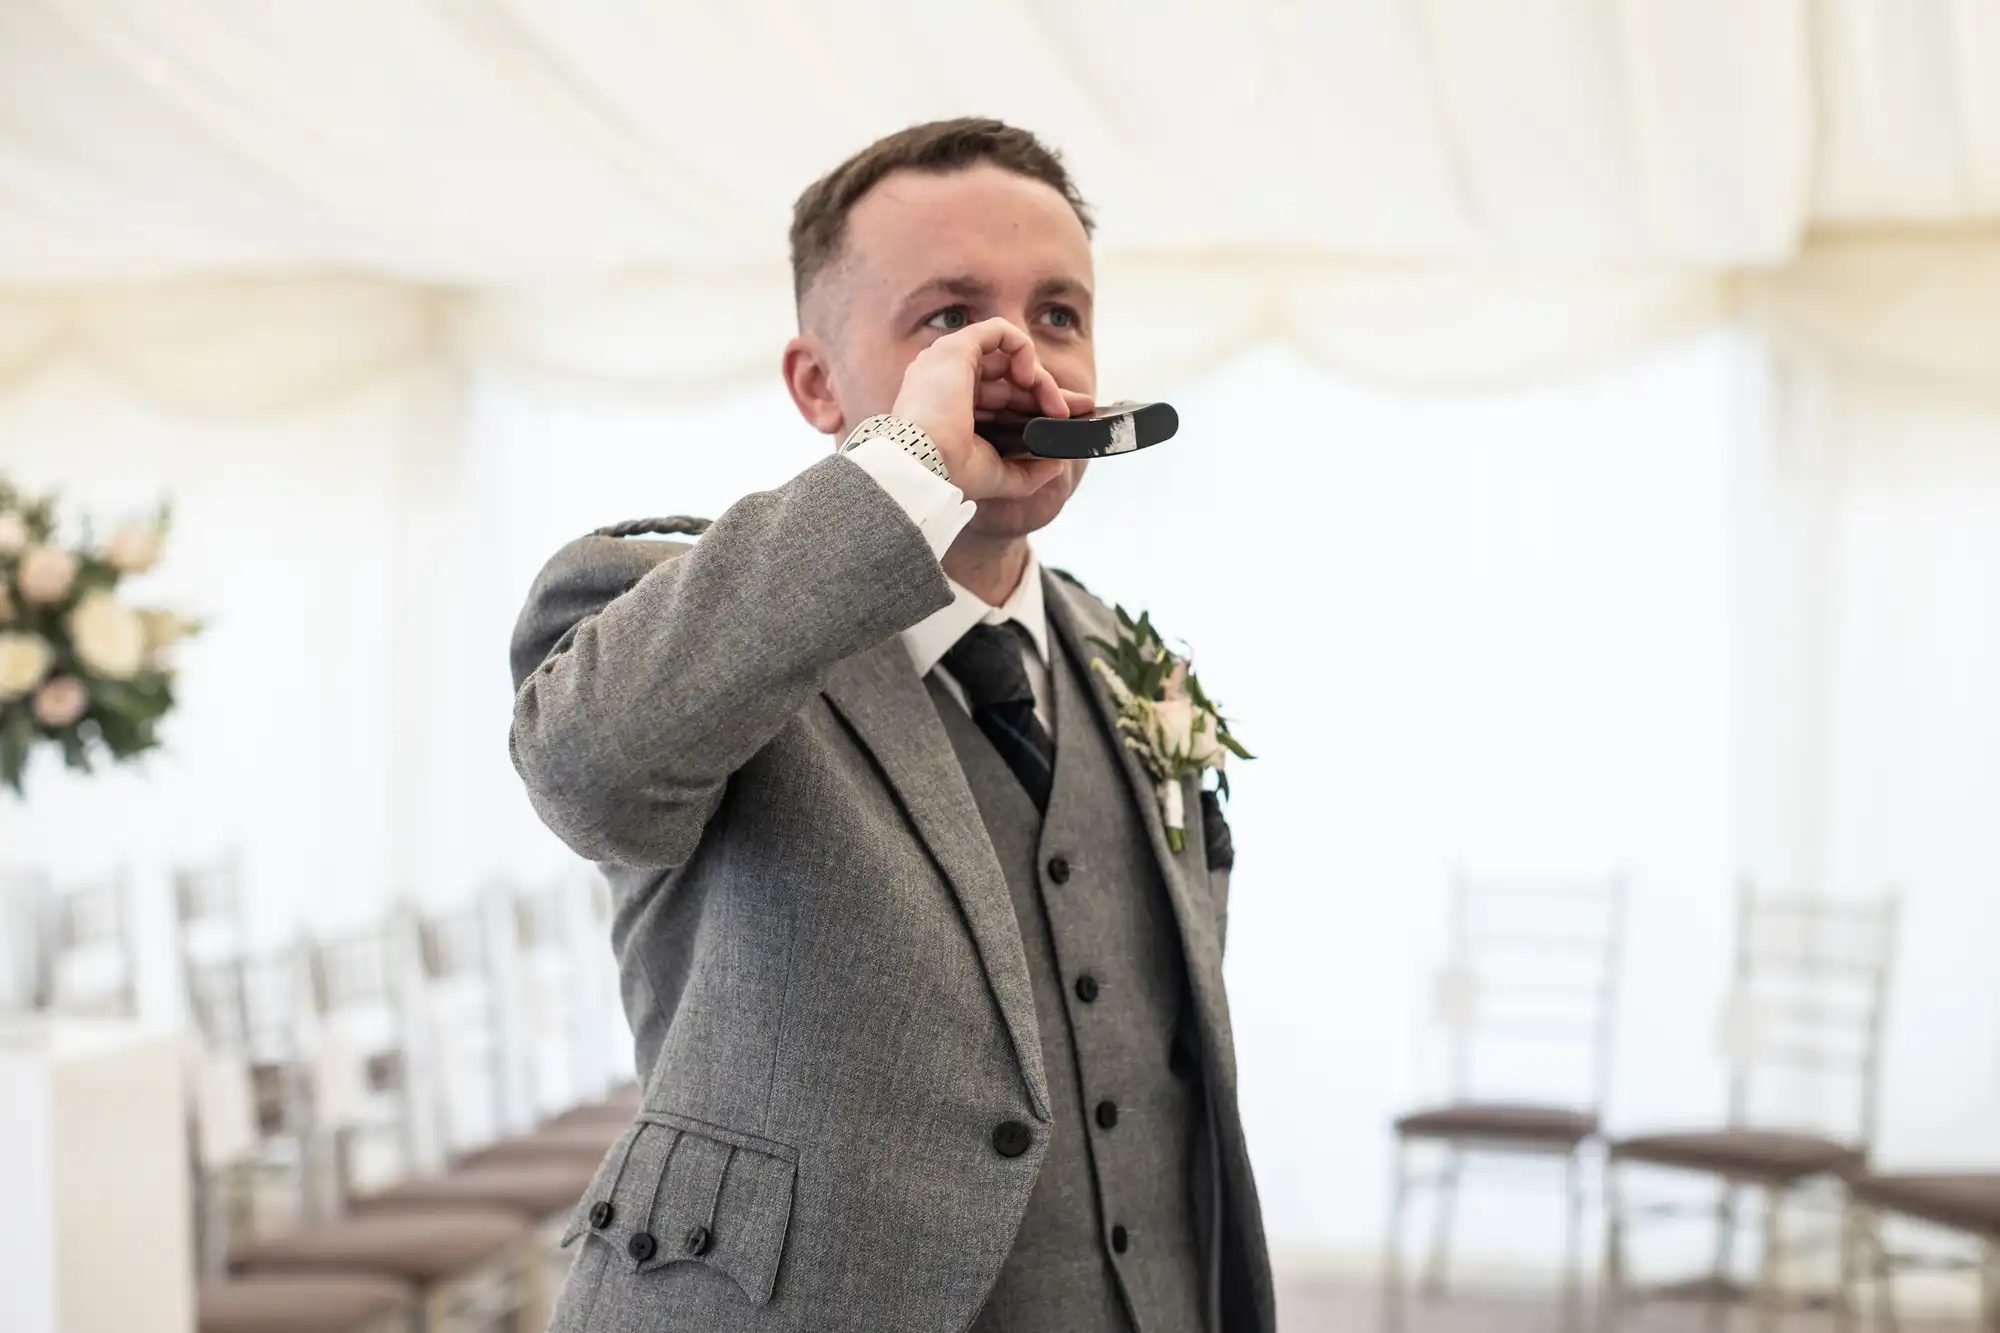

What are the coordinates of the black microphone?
(974, 400, 1179, 459)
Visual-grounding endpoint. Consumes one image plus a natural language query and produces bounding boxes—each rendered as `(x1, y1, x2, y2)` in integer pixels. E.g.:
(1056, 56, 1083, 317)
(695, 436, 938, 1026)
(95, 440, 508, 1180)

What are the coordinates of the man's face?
(798, 163, 1097, 539)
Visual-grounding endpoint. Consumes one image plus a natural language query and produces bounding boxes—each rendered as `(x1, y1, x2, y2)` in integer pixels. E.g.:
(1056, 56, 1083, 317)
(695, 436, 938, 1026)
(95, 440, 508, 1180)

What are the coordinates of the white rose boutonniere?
(1089, 605, 1251, 852)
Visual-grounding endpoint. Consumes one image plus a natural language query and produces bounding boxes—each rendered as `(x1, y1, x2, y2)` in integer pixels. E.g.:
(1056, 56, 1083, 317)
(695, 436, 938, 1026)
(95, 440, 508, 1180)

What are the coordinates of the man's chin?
(967, 463, 1084, 539)
(969, 488, 1069, 540)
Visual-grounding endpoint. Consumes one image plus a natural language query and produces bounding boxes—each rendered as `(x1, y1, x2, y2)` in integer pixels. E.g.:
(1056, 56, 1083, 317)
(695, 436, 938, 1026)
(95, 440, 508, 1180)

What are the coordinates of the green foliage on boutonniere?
(1089, 604, 1251, 850)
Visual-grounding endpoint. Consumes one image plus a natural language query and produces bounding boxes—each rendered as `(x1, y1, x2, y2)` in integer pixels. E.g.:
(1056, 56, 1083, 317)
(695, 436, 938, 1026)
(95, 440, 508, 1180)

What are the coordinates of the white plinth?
(0, 1018, 193, 1333)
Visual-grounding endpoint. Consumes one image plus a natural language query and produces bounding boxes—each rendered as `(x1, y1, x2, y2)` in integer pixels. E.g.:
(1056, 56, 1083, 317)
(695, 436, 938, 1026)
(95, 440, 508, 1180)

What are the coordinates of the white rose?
(103, 522, 164, 575)
(1149, 696, 1195, 759)
(1188, 709, 1227, 769)
(32, 676, 88, 728)
(0, 512, 26, 555)
(0, 632, 54, 701)
(68, 591, 147, 679)
(17, 546, 78, 604)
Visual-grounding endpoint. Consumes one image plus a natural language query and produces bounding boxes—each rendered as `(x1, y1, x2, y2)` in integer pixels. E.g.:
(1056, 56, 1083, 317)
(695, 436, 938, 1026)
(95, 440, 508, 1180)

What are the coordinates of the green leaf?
(1220, 731, 1254, 761)
(1186, 672, 1213, 712)
(0, 706, 33, 797)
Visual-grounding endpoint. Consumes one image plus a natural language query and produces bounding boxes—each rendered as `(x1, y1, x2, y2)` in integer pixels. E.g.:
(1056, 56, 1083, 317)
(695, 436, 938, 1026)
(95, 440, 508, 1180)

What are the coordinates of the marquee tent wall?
(4, 0, 1999, 1280)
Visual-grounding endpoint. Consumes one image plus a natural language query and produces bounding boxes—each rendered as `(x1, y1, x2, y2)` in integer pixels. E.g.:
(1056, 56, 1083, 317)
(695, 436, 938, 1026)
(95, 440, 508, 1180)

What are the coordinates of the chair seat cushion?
(352, 1159, 598, 1219)
(1395, 1102, 1598, 1147)
(1612, 1128, 1862, 1182)
(198, 1275, 413, 1333)
(1846, 1172, 2000, 1238)
(459, 1121, 628, 1168)
(232, 1208, 528, 1284)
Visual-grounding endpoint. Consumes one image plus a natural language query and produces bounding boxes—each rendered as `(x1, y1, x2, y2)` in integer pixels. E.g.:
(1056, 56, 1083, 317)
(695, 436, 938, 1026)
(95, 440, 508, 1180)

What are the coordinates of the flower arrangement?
(0, 476, 199, 797)
(1089, 605, 1251, 851)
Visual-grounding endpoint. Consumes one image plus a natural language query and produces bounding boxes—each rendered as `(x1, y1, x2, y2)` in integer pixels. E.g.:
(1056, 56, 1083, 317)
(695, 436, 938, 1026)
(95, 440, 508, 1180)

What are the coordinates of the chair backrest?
(410, 899, 512, 1151)
(1719, 882, 1898, 1148)
(504, 875, 619, 1115)
(185, 944, 307, 1065)
(305, 915, 425, 1187)
(0, 869, 49, 1012)
(173, 853, 246, 944)
(172, 852, 250, 1026)
(1435, 866, 1627, 1113)
(42, 869, 140, 1017)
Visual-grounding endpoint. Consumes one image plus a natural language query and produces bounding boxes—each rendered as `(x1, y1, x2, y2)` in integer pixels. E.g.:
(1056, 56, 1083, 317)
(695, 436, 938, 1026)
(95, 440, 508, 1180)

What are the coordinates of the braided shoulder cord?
(589, 515, 714, 539)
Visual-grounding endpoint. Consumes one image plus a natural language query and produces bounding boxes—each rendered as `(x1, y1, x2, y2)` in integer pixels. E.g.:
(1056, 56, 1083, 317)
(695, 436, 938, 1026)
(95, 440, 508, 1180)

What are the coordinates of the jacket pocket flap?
(563, 1113, 798, 1307)
(559, 1122, 645, 1249)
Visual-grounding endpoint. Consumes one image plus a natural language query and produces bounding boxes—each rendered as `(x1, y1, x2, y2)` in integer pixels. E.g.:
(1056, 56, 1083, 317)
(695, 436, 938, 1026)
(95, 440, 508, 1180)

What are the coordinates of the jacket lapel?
(820, 638, 1051, 1121)
(1043, 572, 1237, 1089)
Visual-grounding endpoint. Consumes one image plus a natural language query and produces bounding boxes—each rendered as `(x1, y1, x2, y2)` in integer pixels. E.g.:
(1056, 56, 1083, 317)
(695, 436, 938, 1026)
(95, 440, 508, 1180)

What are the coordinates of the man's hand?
(891, 317, 1094, 501)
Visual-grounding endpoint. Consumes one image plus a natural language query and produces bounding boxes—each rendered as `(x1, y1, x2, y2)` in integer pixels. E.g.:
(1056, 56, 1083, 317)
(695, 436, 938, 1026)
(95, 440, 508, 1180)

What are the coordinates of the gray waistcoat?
(926, 629, 1208, 1333)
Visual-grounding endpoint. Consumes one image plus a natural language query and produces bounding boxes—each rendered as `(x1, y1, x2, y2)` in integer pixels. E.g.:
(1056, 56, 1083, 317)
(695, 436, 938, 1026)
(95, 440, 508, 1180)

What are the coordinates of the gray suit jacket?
(509, 454, 1273, 1333)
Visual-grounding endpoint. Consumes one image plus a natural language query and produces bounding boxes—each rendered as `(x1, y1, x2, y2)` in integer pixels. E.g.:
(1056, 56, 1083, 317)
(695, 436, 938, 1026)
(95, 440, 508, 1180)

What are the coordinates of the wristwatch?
(840, 414, 950, 482)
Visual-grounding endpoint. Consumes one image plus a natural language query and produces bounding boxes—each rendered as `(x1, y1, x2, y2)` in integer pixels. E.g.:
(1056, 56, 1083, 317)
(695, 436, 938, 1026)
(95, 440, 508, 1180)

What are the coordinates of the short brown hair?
(789, 118, 1094, 311)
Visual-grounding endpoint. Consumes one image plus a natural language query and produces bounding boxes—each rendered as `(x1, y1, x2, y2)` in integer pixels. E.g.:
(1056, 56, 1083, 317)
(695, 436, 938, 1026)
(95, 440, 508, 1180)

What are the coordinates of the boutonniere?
(1089, 605, 1252, 852)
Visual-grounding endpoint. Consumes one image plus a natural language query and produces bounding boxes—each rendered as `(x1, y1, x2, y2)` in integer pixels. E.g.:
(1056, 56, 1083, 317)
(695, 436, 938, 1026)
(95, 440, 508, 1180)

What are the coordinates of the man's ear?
(782, 334, 845, 439)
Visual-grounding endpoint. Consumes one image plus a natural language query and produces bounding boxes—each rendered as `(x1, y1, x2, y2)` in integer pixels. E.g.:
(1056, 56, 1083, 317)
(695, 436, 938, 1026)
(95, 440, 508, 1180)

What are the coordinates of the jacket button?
(1046, 855, 1071, 884)
(683, 1224, 712, 1256)
(1096, 1099, 1119, 1130)
(1111, 1224, 1130, 1254)
(1074, 975, 1099, 1003)
(627, 1231, 658, 1262)
(992, 1120, 1032, 1158)
(587, 1201, 614, 1230)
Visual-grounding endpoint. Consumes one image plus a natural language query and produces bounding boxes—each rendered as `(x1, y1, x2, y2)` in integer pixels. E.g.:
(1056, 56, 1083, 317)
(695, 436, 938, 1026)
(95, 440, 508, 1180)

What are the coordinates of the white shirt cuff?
(840, 437, 976, 562)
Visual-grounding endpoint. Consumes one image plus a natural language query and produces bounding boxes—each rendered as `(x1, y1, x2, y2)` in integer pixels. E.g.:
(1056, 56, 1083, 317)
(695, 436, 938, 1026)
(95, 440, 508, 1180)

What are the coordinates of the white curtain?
(1731, 348, 2000, 1167)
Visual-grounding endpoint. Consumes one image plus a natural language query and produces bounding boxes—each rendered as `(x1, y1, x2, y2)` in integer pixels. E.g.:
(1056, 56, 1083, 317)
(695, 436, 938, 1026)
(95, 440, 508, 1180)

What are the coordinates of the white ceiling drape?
(0, 0, 1997, 403)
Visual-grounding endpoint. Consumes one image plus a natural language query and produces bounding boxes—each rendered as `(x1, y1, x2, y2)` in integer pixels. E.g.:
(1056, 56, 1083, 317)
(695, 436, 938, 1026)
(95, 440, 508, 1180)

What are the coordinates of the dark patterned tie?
(938, 621, 1056, 812)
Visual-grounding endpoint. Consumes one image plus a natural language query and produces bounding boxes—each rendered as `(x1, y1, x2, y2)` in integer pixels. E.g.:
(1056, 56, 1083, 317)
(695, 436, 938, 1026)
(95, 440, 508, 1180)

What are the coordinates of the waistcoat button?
(1046, 855, 1071, 883)
(1075, 974, 1099, 1003)
(1111, 1224, 1130, 1254)
(627, 1231, 658, 1262)
(1096, 1099, 1119, 1130)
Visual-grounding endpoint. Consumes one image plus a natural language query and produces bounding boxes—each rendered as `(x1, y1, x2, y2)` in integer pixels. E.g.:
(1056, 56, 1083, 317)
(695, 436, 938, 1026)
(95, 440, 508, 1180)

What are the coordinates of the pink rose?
(1162, 658, 1188, 701)
(32, 676, 89, 728)
(103, 522, 163, 575)
(17, 546, 78, 604)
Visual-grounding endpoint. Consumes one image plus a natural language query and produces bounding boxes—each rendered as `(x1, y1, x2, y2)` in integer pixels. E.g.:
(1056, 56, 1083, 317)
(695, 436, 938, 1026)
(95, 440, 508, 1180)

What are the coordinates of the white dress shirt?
(839, 441, 1053, 731)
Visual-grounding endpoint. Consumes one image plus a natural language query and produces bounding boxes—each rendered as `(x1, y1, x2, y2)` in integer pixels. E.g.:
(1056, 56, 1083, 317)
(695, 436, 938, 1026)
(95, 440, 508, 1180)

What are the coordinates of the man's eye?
(1041, 306, 1079, 330)
(925, 306, 971, 331)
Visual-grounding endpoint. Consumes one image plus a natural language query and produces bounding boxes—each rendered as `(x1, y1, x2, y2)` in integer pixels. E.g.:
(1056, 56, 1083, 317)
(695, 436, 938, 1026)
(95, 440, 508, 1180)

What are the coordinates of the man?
(510, 118, 1272, 1333)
